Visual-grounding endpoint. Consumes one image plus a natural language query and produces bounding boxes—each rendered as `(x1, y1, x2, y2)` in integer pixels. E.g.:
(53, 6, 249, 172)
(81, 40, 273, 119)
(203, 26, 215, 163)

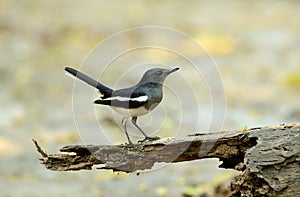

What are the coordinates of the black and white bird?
(65, 66, 179, 144)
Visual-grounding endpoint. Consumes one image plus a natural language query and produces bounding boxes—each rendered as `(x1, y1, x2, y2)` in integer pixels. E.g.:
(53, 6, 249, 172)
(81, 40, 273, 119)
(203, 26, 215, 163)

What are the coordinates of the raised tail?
(64, 67, 113, 97)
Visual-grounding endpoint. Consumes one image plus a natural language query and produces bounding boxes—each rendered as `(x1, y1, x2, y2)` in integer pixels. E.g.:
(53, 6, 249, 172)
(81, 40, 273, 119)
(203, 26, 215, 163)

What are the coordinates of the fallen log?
(33, 123, 300, 196)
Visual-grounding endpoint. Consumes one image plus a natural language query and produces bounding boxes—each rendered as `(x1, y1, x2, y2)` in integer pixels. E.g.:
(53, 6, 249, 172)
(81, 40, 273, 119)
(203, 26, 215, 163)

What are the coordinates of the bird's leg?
(122, 117, 133, 145)
(131, 117, 148, 137)
(131, 117, 160, 143)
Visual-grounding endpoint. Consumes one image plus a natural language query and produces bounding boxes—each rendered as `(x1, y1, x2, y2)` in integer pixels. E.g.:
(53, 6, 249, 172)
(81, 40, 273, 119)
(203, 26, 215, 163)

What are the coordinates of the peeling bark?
(33, 123, 300, 196)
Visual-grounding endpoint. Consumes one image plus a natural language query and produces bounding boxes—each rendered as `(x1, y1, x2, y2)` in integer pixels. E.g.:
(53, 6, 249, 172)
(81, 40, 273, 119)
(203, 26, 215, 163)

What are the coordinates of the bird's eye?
(157, 71, 163, 75)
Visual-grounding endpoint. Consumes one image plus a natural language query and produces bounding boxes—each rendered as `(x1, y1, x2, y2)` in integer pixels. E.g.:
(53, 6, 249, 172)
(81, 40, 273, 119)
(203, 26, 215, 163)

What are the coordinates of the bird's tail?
(64, 67, 113, 97)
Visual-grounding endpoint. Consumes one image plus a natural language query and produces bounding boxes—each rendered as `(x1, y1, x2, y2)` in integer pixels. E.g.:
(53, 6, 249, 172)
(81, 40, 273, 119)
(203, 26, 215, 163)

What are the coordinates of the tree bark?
(33, 123, 300, 196)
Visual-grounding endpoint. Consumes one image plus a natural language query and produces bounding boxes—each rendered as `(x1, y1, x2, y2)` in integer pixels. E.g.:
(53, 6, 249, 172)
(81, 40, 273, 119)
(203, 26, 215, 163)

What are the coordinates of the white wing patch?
(103, 95, 148, 102)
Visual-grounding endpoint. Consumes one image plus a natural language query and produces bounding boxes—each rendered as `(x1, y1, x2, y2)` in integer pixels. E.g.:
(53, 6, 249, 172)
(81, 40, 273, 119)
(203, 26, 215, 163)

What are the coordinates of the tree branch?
(33, 123, 300, 196)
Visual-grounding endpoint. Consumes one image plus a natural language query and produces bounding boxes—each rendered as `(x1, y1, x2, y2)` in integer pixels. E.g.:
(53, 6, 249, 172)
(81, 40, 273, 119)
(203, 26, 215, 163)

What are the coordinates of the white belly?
(111, 106, 149, 117)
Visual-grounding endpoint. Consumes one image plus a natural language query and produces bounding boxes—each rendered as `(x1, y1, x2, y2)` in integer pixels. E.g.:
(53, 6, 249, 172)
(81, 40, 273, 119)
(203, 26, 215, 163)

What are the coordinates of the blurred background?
(1, 0, 300, 196)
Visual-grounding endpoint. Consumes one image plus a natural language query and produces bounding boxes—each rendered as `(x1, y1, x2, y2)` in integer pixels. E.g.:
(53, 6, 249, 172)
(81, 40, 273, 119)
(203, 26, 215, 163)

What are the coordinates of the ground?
(1, 1, 300, 196)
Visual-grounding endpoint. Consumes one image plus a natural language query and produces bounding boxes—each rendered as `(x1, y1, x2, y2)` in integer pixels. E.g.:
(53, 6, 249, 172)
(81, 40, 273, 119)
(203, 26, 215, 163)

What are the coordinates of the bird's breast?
(111, 106, 149, 117)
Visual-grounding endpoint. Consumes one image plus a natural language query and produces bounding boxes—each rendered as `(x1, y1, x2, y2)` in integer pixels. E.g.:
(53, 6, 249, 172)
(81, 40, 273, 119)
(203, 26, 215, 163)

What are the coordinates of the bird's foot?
(138, 136, 160, 143)
(125, 143, 138, 148)
(122, 142, 141, 148)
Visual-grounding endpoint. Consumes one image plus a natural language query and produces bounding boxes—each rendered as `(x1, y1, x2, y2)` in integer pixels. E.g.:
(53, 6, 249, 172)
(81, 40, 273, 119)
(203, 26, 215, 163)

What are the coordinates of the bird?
(64, 66, 179, 144)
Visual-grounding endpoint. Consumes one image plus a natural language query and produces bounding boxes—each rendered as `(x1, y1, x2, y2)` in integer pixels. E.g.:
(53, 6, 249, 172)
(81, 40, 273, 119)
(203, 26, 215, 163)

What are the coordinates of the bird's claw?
(138, 136, 160, 143)
(125, 143, 135, 148)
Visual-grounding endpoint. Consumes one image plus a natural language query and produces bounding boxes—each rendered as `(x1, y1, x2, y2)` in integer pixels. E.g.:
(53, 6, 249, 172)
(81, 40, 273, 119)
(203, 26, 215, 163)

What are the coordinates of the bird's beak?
(165, 67, 180, 75)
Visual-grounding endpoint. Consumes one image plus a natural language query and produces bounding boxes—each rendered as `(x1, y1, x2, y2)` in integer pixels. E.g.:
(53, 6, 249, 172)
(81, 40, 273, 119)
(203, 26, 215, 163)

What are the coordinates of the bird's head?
(139, 67, 179, 84)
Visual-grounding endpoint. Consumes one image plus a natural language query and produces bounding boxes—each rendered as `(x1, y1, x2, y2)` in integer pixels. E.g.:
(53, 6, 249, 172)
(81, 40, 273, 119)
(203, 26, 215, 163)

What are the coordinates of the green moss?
(241, 125, 248, 131)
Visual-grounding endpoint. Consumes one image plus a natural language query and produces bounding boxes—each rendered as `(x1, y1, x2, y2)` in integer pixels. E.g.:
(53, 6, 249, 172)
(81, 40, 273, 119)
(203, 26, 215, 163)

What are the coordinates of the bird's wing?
(94, 86, 148, 109)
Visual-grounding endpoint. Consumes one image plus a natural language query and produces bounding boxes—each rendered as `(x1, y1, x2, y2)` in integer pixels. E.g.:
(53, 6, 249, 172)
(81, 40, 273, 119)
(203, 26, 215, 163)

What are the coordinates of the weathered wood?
(231, 124, 300, 196)
(33, 123, 300, 196)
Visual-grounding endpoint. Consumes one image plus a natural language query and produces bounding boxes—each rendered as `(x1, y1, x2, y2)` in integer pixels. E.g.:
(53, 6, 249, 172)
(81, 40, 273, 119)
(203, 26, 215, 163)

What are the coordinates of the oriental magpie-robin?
(65, 66, 179, 144)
